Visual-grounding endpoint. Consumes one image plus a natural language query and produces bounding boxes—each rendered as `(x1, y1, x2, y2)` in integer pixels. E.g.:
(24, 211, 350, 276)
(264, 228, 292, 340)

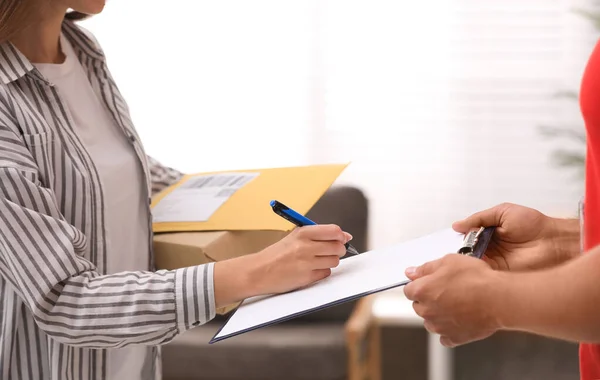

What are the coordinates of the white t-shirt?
(35, 33, 150, 380)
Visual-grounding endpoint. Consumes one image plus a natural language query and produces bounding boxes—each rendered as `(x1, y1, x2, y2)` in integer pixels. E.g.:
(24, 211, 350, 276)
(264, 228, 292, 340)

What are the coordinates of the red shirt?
(580, 39, 600, 380)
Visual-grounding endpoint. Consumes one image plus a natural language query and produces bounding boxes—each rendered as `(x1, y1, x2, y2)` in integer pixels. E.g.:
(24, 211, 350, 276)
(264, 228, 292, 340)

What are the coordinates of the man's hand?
(453, 203, 579, 271)
(403, 254, 503, 347)
(405, 246, 600, 345)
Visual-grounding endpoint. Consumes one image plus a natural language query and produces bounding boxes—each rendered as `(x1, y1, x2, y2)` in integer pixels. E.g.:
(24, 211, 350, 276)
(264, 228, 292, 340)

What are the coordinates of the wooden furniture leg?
(345, 295, 381, 380)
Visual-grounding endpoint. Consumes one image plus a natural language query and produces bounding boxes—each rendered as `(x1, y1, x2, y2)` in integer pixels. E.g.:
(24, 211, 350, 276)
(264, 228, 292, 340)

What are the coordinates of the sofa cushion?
(306, 186, 368, 254)
(162, 322, 347, 380)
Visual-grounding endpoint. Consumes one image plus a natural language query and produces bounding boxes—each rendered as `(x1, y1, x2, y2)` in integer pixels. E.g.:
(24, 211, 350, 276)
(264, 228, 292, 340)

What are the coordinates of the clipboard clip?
(458, 227, 485, 256)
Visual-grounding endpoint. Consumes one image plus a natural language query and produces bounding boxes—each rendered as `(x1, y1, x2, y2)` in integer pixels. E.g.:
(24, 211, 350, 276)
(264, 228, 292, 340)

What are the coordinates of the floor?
(381, 327, 579, 380)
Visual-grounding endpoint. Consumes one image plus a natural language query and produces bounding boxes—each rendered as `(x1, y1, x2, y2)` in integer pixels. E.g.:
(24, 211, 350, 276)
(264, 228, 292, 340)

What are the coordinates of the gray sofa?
(162, 186, 369, 380)
(380, 327, 579, 380)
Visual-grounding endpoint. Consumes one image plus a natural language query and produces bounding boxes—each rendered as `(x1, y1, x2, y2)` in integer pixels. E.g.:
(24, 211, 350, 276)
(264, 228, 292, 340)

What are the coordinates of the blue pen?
(270, 200, 360, 258)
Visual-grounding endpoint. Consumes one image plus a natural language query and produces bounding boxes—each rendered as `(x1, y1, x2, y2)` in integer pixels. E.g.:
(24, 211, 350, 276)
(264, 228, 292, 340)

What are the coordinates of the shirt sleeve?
(0, 126, 215, 349)
(147, 155, 184, 195)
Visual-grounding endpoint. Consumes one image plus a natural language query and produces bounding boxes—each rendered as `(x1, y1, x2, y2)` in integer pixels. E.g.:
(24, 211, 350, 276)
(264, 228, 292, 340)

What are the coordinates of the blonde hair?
(0, 0, 32, 42)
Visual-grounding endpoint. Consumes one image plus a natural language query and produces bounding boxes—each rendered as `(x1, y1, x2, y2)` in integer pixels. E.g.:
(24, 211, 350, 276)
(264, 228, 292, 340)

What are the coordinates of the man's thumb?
(405, 266, 419, 280)
(405, 259, 441, 280)
(452, 205, 506, 233)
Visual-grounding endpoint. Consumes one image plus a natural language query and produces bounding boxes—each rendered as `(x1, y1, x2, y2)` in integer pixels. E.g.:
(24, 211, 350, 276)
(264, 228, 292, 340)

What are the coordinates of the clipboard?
(209, 227, 496, 344)
(457, 226, 495, 259)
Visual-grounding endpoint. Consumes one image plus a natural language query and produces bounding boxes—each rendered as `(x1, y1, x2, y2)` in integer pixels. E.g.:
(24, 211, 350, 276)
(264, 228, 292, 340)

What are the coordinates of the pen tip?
(270, 200, 276, 207)
(347, 246, 360, 256)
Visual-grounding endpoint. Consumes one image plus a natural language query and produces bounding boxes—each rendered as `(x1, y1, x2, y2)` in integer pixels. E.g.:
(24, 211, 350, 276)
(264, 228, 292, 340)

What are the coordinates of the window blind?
(317, 0, 595, 247)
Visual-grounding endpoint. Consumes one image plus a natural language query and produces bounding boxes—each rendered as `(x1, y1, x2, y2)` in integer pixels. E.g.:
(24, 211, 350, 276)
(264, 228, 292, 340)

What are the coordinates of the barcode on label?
(181, 174, 254, 190)
(215, 188, 238, 198)
(154, 172, 260, 223)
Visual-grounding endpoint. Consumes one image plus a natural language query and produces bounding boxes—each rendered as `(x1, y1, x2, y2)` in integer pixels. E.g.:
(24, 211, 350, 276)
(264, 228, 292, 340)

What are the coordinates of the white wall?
(313, 0, 594, 247)
(83, 0, 595, 249)
(82, 1, 315, 173)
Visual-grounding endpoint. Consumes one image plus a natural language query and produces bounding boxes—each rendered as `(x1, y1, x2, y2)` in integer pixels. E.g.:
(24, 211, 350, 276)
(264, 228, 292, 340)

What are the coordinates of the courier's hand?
(453, 203, 578, 271)
(213, 224, 351, 308)
(404, 254, 503, 347)
(252, 225, 351, 294)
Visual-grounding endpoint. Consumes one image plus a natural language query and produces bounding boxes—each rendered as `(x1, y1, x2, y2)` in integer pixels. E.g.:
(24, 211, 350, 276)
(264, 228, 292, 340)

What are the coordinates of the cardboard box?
(151, 164, 348, 233)
(151, 163, 348, 315)
(153, 230, 289, 315)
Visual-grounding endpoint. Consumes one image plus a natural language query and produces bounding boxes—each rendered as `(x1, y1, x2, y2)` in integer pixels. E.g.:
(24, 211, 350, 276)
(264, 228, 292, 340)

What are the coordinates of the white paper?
(152, 172, 259, 223)
(212, 228, 465, 342)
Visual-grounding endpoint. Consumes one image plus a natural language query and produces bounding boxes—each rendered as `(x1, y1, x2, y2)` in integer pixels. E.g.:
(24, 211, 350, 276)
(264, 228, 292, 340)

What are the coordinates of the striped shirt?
(0, 20, 216, 380)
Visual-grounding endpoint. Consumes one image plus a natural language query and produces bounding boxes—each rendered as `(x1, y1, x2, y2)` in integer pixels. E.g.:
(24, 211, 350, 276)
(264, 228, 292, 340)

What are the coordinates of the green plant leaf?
(553, 150, 586, 167)
(541, 4, 598, 176)
(551, 90, 579, 100)
(538, 126, 586, 144)
(572, 7, 600, 30)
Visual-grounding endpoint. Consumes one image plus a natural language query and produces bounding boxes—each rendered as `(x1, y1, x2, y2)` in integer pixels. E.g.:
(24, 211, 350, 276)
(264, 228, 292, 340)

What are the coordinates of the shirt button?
(128, 134, 136, 142)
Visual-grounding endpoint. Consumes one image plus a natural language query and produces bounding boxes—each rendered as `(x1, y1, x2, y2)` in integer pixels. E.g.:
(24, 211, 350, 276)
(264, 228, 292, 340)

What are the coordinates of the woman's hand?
(214, 224, 351, 307)
(250, 225, 351, 294)
(453, 203, 579, 271)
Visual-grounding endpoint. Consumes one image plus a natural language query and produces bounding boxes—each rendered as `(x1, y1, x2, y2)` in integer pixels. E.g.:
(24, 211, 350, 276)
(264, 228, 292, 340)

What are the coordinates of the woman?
(0, 1, 351, 379)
